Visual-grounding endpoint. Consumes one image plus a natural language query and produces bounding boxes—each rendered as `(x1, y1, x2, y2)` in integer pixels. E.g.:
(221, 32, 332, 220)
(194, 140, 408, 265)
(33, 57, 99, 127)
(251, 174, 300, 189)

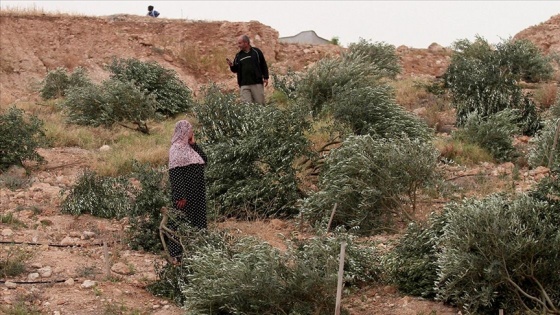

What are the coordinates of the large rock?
(514, 14, 560, 55)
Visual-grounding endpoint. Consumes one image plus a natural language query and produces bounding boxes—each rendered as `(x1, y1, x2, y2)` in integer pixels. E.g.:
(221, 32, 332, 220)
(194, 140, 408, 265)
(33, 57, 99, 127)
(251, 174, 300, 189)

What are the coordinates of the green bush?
(0, 107, 47, 170)
(528, 118, 560, 170)
(296, 52, 385, 116)
(271, 69, 301, 102)
(383, 212, 447, 298)
(61, 163, 171, 253)
(60, 169, 133, 218)
(451, 110, 520, 162)
(63, 79, 157, 134)
(529, 169, 560, 210)
(39, 67, 91, 100)
(127, 162, 170, 253)
(347, 39, 401, 79)
(495, 38, 554, 83)
(436, 194, 560, 314)
(276, 47, 427, 141)
(328, 85, 432, 140)
(301, 135, 440, 234)
(444, 36, 552, 135)
(195, 85, 311, 218)
(287, 230, 381, 287)
(149, 229, 379, 314)
(108, 57, 194, 117)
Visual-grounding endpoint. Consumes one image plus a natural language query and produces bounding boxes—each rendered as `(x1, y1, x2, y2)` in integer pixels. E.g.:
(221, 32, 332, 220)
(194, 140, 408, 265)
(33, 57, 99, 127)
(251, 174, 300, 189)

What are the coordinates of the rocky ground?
(1, 144, 550, 314)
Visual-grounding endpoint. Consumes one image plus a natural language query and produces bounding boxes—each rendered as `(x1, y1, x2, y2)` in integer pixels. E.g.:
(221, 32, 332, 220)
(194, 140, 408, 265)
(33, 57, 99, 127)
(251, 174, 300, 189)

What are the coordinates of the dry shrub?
(62, 53, 83, 70)
(534, 82, 558, 109)
(422, 100, 455, 133)
(435, 137, 493, 165)
(177, 42, 229, 75)
(392, 77, 432, 110)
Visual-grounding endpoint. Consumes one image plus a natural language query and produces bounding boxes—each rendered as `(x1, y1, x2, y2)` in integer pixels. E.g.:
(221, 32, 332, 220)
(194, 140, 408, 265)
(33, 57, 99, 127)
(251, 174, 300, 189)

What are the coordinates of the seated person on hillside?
(147, 5, 160, 17)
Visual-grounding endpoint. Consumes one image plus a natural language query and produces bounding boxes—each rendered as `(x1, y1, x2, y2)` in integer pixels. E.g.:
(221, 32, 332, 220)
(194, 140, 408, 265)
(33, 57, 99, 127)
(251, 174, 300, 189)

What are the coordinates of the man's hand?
(263, 79, 268, 87)
(226, 58, 232, 67)
(176, 199, 187, 209)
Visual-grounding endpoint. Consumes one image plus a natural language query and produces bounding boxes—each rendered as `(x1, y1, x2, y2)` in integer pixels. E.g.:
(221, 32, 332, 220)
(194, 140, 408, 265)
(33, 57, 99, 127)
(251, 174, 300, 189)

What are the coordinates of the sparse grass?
(435, 137, 494, 166)
(177, 42, 230, 75)
(0, 6, 85, 17)
(93, 286, 103, 296)
(0, 246, 31, 278)
(0, 173, 31, 190)
(0, 213, 27, 229)
(392, 77, 433, 110)
(423, 100, 454, 132)
(102, 301, 147, 315)
(0, 302, 42, 315)
(76, 265, 101, 279)
(91, 120, 176, 176)
(2, 100, 183, 176)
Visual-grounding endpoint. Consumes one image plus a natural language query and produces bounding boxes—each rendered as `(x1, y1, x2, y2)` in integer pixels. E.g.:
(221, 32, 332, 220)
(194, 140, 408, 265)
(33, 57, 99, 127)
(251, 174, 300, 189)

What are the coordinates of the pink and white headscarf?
(169, 120, 205, 169)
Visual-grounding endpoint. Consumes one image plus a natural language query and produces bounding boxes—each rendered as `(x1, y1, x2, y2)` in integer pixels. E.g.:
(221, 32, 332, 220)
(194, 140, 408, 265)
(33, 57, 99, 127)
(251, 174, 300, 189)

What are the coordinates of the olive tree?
(301, 135, 440, 234)
(444, 36, 553, 135)
(0, 107, 47, 170)
(194, 85, 312, 218)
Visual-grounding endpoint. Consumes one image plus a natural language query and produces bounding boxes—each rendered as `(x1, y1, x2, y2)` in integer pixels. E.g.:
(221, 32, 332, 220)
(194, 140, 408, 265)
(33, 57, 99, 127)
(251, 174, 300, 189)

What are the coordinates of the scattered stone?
(152, 304, 160, 309)
(31, 263, 43, 269)
(54, 311, 61, 315)
(2, 228, 14, 237)
(111, 262, 133, 275)
(60, 236, 80, 246)
(5, 281, 17, 289)
(69, 231, 81, 238)
(80, 280, 96, 289)
(82, 231, 96, 239)
(64, 278, 75, 286)
(99, 145, 111, 152)
(28, 273, 40, 280)
(38, 266, 52, 278)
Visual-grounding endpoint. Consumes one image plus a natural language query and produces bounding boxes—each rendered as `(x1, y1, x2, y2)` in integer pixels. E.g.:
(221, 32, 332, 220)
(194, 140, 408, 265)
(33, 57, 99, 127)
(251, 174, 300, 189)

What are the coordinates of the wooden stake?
(103, 241, 111, 279)
(335, 241, 347, 315)
(327, 203, 338, 233)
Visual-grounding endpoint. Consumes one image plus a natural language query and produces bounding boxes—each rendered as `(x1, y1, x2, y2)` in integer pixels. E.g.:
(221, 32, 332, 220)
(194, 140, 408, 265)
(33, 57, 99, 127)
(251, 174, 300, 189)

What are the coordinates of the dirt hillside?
(2, 12, 558, 105)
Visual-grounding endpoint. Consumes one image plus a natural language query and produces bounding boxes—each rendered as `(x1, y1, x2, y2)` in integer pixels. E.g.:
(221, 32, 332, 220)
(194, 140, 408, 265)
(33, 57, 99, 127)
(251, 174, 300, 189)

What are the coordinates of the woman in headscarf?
(166, 120, 207, 263)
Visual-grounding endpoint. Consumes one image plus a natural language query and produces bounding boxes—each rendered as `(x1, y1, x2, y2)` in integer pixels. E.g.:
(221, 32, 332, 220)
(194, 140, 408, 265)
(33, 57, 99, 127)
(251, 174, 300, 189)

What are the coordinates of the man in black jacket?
(227, 35, 269, 104)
